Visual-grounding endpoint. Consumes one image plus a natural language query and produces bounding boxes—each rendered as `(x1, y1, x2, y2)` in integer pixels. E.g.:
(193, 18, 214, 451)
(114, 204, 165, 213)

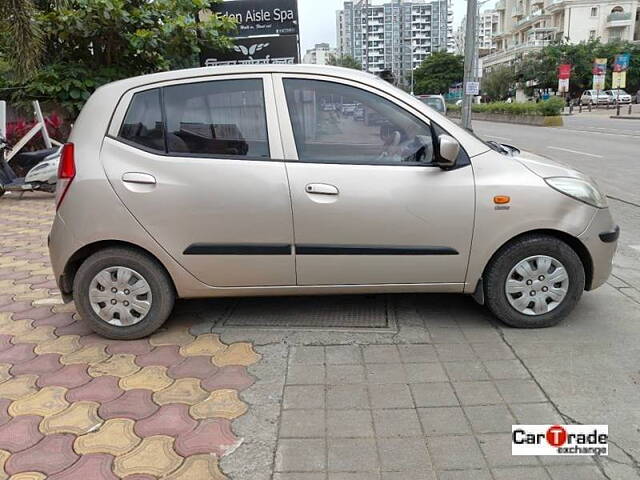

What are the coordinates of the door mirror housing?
(437, 134, 460, 168)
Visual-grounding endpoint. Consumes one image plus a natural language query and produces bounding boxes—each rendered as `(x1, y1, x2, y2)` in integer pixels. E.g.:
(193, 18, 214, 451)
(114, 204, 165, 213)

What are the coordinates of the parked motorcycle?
(0, 136, 60, 197)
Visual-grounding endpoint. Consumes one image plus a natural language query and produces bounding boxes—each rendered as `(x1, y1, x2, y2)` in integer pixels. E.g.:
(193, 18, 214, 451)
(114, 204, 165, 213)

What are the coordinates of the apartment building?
(336, 0, 454, 84)
(303, 43, 337, 65)
(484, 0, 640, 70)
(457, 9, 501, 56)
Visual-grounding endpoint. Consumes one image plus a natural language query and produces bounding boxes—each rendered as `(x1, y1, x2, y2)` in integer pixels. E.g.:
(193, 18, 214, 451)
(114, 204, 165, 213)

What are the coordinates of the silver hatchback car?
(49, 65, 619, 339)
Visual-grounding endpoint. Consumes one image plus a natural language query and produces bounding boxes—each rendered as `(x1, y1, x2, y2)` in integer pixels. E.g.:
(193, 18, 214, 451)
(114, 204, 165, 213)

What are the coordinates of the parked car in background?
(416, 94, 447, 114)
(579, 90, 611, 106)
(604, 89, 632, 104)
(341, 103, 357, 115)
(49, 65, 618, 339)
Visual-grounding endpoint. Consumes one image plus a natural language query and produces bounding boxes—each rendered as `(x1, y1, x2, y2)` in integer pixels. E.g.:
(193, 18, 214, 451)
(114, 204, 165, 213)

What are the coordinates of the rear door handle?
(305, 183, 339, 196)
(122, 172, 156, 185)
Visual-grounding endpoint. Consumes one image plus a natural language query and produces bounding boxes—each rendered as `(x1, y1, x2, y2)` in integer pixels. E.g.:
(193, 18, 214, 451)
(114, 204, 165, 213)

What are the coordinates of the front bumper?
(578, 208, 619, 290)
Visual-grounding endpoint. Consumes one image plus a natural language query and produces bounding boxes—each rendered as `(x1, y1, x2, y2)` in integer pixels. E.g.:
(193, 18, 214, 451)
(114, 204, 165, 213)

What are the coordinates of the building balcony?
(531, 0, 544, 6)
(512, 6, 524, 17)
(482, 39, 550, 66)
(546, 0, 565, 12)
(606, 11, 633, 25)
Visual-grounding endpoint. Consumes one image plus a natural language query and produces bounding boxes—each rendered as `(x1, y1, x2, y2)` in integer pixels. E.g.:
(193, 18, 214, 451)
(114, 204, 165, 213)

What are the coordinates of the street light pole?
(461, 0, 478, 130)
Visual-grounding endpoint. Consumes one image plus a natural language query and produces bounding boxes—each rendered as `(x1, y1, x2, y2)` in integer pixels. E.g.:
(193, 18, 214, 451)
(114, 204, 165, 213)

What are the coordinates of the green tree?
(326, 54, 362, 70)
(0, 0, 237, 114)
(413, 52, 464, 95)
(0, 0, 43, 80)
(482, 65, 516, 101)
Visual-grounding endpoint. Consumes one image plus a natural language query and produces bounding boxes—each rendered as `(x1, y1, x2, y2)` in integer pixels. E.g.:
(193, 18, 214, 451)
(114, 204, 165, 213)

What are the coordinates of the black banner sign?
(201, 34, 300, 66)
(212, 0, 299, 37)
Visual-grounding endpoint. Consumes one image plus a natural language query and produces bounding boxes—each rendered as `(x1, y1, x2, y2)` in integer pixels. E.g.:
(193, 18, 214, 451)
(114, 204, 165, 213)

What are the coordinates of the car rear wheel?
(73, 247, 175, 339)
(484, 235, 585, 328)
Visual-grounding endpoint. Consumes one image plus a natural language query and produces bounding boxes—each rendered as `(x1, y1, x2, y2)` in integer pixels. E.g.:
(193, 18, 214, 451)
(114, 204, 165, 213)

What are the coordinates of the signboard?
(558, 78, 569, 93)
(465, 81, 480, 95)
(558, 64, 571, 80)
(592, 74, 605, 91)
(592, 58, 607, 75)
(613, 53, 630, 72)
(202, 34, 299, 66)
(211, 0, 299, 37)
(612, 71, 627, 89)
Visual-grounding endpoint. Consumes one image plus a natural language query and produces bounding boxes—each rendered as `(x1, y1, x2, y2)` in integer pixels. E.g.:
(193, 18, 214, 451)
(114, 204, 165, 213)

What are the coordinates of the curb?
(609, 116, 640, 120)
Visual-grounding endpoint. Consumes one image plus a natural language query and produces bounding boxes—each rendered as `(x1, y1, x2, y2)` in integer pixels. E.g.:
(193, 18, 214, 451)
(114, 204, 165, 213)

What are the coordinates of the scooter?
(0, 136, 60, 197)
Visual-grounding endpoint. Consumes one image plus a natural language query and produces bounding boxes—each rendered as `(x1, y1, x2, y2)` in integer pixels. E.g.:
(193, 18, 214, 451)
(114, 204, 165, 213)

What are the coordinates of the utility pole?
(461, 0, 478, 130)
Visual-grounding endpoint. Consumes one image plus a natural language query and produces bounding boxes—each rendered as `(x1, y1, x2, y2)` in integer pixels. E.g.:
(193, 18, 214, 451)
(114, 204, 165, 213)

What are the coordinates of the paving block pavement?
(0, 195, 260, 479)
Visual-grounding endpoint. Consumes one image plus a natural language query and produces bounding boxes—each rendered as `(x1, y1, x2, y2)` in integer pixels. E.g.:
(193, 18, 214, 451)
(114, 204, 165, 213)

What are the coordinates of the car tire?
(73, 247, 175, 339)
(484, 234, 585, 328)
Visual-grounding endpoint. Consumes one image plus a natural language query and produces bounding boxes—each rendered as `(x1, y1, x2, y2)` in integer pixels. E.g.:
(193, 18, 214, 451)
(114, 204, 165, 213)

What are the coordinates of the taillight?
(55, 143, 75, 210)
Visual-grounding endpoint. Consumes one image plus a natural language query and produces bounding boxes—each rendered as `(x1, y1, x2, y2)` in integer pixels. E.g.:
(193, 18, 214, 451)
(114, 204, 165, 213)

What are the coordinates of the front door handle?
(306, 183, 339, 196)
(122, 172, 156, 185)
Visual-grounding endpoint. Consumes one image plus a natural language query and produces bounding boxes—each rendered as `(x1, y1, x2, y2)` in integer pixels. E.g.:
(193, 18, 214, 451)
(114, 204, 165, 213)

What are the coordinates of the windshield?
(419, 97, 445, 113)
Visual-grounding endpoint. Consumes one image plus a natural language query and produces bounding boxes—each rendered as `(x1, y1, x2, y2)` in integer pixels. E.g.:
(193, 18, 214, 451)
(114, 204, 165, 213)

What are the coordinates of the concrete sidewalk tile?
(276, 438, 325, 472)
(287, 364, 325, 385)
(327, 364, 365, 385)
(453, 381, 503, 406)
(411, 382, 459, 407)
(284, 385, 325, 409)
(405, 363, 448, 383)
(275, 474, 325, 480)
(397, 344, 438, 363)
(547, 465, 606, 480)
(471, 343, 516, 361)
(363, 345, 401, 364)
(428, 327, 467, 344)
(483, 359, 531, 380)
(326, 345, 362, 365)
(372, 408, 422, 437)
(443, 361, 489, 382)
(369, 384, 414, 409)
(381, 471, 436, 480)
(327, 385, 369, 410)
(328, 438, 377, 472)
(510, 403, 563, 425)
(428, 435, 485, 470)
(290, 346, 325, 365)
(435, 344, 477, 362)
(437, 470, 492, 480)
(478, 433, 539, 467)
(280, 409, 325, 438)
(327, 409, 374, 438)
(378, 437, 431, 471)
(492, 466, 551, 480)
(418, 406, 472, 436)
(495, 380, 547, 403)
(464, 405, 515, 433)
(330, 473, 380, 480)
(461, 328, 503, 343)
(365, 363, 407, 384)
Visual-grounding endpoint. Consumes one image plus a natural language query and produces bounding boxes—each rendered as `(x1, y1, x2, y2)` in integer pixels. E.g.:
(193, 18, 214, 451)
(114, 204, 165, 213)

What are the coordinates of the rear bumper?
(578, 208, 618, 290)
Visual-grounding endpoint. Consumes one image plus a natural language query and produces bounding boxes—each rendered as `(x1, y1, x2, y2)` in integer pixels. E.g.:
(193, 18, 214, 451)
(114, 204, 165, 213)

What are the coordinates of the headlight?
(545, 177, 608, 208)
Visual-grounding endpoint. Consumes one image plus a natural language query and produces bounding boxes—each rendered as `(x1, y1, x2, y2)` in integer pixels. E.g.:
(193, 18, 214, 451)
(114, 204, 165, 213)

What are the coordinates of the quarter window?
(163, 79, 269, 158)
(283, 79, 435, 165)
(119, 89, 165, 152)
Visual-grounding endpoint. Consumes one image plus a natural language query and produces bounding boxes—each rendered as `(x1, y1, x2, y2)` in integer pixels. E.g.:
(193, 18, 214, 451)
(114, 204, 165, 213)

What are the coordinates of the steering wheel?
(377, 130, 402, 161)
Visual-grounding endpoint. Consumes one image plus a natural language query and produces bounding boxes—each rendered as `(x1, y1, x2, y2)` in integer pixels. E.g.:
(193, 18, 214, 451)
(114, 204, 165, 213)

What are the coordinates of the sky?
(298, 0, 473, 53)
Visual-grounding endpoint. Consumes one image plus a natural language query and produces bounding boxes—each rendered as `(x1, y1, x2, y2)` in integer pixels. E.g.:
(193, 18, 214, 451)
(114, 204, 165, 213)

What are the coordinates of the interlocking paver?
(8, 386, 69, 417)
(60, 344, 109, 366)
(153, 377, 208, 405)
(163, 454, 227, 480)
(150, 329, 194, 347)
(33, 335, 81, 355)
(4, 433, 78, 476)
(0, 399, 10, 427)
(190, 389, 248, 419)
(36, 363, 92, 389)
(39, 400, 101, 435)
(0, 415, 43, 452)
(98, 389, 158, 420)
(74, 418, 141, 456)
(106, 340, 153, 356)
(213, 342, 261, 366)
(10, 325, 56, 344)
(174, 418, 241, 457)
(135, 345, 183, 367)
(65, 375, 124, 403)
(0, 344, 36, 364)
(113, 435, 182, 478)
(10, 352, 62, 376)
(88, 353, 140, 378)
(120, 366, 173, 392)
(201, 366, 256, 391)
(134, 404, 197, 438)
(0, 364, 10, 384)
(48, 453, 118, 480)
(168, 356, 218, 380)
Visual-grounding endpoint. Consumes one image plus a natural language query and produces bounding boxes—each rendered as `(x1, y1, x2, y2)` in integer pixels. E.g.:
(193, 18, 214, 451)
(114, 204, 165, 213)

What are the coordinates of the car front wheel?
(484, 235, 585, 328)
(73, 247, 175, 339)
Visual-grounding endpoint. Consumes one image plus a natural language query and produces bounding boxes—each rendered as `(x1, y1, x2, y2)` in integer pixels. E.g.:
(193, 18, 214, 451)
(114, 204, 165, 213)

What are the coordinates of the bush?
(448, 98, 565, 116)
(537, 96, 565, 116)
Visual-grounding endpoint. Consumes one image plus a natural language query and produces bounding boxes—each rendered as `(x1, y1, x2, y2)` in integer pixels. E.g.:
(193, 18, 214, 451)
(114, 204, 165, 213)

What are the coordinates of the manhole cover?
(221, 295, 395, 330)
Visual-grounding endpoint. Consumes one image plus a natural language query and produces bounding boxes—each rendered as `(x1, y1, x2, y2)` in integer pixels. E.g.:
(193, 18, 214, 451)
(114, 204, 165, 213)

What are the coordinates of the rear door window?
(118, 89, 165, 152)
(163, 79, 270, 158)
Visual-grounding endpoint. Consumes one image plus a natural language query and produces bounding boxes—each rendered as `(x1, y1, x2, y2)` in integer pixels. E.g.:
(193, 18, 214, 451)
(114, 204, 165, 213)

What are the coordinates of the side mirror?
(437, 134, 460, 168)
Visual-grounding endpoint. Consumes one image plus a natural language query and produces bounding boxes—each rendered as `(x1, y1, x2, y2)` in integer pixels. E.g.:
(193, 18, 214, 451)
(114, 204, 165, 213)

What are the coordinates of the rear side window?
(119, 89, 165, 152)
(163, 79, 269, 158)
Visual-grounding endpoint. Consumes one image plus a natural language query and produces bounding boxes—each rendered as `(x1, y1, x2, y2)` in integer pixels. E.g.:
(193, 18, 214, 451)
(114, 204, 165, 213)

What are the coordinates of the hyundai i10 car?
(49, 65, 619, 339)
